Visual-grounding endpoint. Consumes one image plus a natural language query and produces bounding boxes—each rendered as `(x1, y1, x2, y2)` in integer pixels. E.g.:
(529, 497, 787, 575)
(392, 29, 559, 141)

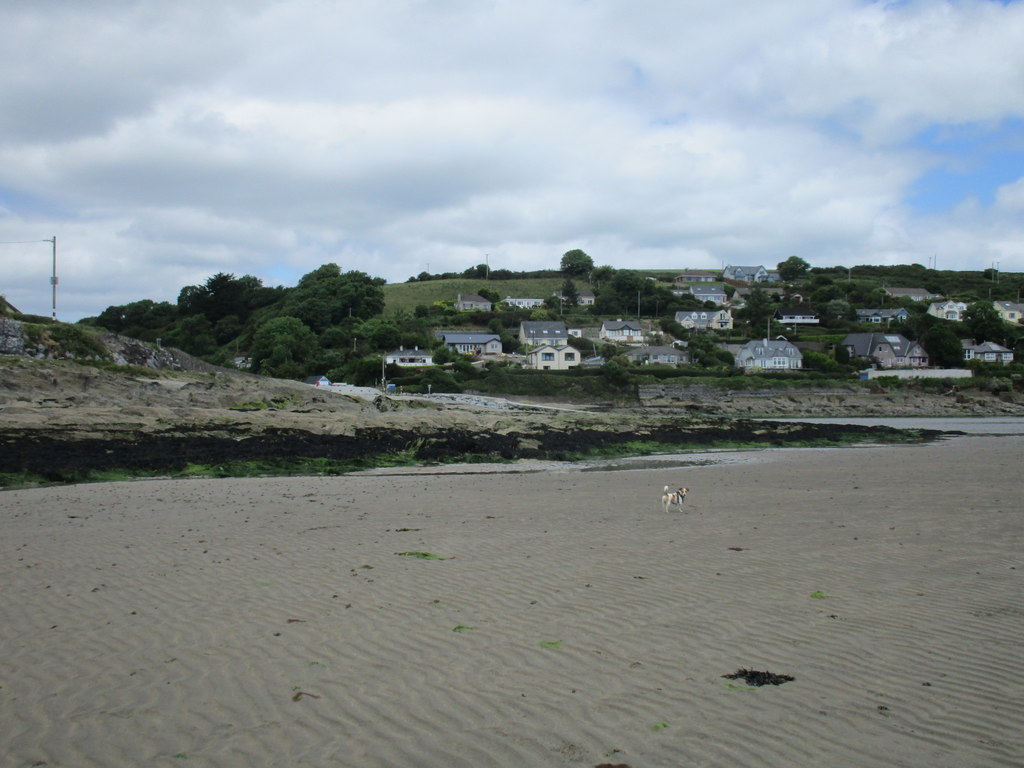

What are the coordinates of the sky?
(2, 0, 1024, 322)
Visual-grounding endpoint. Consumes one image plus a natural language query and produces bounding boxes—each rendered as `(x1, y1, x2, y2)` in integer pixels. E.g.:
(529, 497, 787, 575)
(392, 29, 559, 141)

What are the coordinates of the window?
(541, 352, 554, 361)
(771, 356, 789, 367)
(564, 352, 576, 361)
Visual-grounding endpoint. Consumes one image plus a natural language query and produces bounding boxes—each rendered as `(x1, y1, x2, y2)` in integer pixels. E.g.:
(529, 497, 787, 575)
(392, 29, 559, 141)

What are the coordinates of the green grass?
(382, 277, 571, 314)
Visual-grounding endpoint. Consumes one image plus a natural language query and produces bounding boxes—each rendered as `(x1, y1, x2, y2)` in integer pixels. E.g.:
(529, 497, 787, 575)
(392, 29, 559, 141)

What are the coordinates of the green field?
(382, 277, 569, 314)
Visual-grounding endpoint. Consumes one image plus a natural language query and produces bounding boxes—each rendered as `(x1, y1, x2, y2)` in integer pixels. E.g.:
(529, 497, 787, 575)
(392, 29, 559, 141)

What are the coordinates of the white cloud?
(1, 0, 1023, 320)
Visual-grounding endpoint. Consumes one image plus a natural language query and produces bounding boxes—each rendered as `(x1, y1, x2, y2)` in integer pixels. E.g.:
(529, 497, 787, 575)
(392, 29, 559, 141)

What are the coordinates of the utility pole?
(49, 236, 57, 320)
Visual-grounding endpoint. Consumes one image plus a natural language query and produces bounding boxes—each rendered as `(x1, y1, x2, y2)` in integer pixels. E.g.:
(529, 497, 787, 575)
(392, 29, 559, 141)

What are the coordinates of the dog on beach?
(661, 485, 689, 512)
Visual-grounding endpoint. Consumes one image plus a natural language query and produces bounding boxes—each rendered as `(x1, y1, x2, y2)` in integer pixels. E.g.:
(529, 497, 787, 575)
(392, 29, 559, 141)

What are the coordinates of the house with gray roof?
(455, 293, 493, 312)
(599, 319, 645, 344)
(688, 285, 728, 304)
(994, 301, 1024, 325)
(735, 339, 803, 371)
(723, 265, 769, 283)
(843, 333, 928, 369)
(624, 345, 690, 366)
(961, 339, 1014, 364)
(675, 309, 733, 331)
(884, 287, 941, 302)
(856, 308, 910, 324)
(433, 330, 502, 356)
(519, 320, 568, 347)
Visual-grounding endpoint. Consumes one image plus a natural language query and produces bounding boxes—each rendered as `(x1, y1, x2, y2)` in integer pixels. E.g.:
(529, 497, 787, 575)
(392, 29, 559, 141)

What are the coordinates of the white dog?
(661, 485, 689, 512)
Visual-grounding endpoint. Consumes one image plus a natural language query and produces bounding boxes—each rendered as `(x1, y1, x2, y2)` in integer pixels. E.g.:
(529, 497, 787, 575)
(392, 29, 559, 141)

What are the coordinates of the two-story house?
(688, 285, 729, 305)
(994, 301, 1024, 325)
(927, 300, 969, 321)
(519, 320, 569, 347)
(723, 265, 771, 283)
(526, 344, 579, 371)
(843, 333, 929, 368)
(675, 309, 733, 331)
(734, 339, 803, 370)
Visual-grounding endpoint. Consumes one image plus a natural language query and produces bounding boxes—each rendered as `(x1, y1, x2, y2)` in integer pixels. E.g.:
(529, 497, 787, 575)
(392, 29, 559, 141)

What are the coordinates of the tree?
(777, 256, 810, 281)
(560, 249, 594, 280)
(559, 279, 580, 308)
(280, 265, 385, 333)
(250, 316, 320, 379)
(738, 285, 773, 336)
(921, 322, 963, 368)
(962, 300, 1004, 344)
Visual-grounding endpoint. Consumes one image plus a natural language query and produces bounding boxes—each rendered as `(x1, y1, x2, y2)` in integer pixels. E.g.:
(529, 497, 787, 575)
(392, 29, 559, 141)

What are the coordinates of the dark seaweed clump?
(723, 668, 795, 686)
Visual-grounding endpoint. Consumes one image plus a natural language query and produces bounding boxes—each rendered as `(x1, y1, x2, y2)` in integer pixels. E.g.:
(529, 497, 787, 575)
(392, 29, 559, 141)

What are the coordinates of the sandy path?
(1, 434, 1021, 767)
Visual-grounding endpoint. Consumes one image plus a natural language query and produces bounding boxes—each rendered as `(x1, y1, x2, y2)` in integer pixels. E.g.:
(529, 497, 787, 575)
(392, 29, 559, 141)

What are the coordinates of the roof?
(602, 319, 643, 330)
(738, 339, 801, 358)
(689, 285, 726, 295)
(520, 320, 568, 336)
(434, 331, 501, 343)
(961, 339, 1011, 353)
(843, 332, 921, 358)
(625, 345, 682, 358)
(388, 348, 433, 356)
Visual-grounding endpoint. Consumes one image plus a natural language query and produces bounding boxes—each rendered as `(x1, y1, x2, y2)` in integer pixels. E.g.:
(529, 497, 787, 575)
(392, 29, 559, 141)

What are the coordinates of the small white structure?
(386, 347, 435, 367)
(502, 297, 545, 309)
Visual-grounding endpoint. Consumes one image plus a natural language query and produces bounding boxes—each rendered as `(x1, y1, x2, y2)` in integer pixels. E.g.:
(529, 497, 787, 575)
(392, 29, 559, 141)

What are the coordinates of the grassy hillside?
(382, 277, 572, 314)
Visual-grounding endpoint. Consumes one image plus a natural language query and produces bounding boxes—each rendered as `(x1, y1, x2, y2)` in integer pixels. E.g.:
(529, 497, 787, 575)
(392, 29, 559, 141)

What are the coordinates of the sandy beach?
(2, 432, 1021, 767)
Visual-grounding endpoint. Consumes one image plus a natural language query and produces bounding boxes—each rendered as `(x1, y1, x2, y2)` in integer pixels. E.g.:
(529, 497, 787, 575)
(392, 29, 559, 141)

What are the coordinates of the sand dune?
(2, 434, 1021, 767)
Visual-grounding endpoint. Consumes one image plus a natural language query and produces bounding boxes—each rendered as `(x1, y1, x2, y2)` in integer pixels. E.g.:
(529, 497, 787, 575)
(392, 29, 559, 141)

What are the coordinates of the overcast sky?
(2, 0, 1023, 321)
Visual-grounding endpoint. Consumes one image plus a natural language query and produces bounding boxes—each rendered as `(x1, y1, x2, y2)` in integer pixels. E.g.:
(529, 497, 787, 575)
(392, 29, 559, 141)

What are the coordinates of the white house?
(687, 285, 728, 304)
(961, 339, 1014, 364)
(774, 307, 820, 325)
(526, 344, 580, 370)
(885, 287, 941, 302)
(434, 331, 503, 356)
(624, 345, 689, 366)
(723, 265, 776, 283)
(735, 339, 803, 371)
(673, 270, 718, 284)
(502, 296, 545, 309)
(927, 300, 969, 321)
(386, 347, 435, 367)
(675, 309, 733, 331)
(856, 308, 910, 324)
(600, 319, 645, 344)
